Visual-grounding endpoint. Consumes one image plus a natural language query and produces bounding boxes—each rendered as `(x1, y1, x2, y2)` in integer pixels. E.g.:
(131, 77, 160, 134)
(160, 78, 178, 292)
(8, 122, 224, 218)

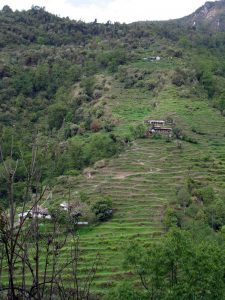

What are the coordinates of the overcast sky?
(0, 0, 216, 23)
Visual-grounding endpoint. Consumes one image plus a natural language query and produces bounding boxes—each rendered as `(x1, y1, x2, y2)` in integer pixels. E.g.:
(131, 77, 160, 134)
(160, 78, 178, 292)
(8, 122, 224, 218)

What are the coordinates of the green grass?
(131, 58, 184, 71)
(66, 77, 225, 295)
(7, 52, 225, 298)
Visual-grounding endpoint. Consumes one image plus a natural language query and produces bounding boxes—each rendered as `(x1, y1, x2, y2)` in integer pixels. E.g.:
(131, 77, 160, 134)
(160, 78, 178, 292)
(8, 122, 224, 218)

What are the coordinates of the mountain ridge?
(179, 0, 225, 31)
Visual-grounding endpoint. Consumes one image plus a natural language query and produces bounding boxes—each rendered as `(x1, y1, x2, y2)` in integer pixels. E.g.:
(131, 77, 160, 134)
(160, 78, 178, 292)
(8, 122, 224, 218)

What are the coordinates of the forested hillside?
(1, 2, 225, 299)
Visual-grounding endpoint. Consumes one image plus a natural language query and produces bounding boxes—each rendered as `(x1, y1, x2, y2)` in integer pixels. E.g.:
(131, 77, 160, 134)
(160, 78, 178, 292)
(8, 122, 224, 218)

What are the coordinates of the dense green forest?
(1, 2, 225, 299)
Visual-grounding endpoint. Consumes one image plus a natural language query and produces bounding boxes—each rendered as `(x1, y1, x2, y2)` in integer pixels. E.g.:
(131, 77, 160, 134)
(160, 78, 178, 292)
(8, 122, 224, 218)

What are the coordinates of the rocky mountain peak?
(181, 0, 225, 31)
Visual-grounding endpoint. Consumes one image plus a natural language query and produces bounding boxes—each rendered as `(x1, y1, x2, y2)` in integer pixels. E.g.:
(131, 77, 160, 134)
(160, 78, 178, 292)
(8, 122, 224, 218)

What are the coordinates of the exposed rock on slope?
(180, 0, 225, 31)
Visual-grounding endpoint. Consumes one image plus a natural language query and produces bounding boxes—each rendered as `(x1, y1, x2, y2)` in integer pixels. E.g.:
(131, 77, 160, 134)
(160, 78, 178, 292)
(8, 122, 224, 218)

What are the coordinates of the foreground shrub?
(92, 197, 113, 221)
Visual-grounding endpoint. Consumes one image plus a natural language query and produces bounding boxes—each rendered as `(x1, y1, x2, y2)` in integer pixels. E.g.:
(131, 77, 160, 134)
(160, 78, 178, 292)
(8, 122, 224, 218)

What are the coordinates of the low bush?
(130, 124, 146, 139)
(92, 197, 113, 221)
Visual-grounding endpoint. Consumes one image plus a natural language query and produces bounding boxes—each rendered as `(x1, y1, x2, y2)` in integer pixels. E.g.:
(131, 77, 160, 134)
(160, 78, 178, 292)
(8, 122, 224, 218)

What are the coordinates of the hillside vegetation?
(1, 2, 225, 299)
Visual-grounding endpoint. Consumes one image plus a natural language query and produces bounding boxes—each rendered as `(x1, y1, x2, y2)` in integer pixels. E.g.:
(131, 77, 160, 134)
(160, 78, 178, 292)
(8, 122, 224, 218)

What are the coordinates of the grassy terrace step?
(48, 80, 225, 296)
(108, 199, 166, 204)
(101, 218, 162, 223)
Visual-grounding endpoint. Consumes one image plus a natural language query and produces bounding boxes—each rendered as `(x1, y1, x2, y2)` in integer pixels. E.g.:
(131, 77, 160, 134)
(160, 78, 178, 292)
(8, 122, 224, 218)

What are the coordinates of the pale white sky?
(0, 0, 216, 23)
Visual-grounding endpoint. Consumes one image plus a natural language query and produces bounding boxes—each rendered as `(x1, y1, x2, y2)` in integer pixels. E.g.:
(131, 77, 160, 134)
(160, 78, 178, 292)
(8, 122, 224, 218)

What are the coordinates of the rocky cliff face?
(180, 0, 225, 31)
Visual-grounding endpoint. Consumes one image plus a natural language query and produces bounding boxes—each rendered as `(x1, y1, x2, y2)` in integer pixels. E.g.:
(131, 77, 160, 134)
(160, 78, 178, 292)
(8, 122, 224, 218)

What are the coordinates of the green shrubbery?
(172, 177, 225, 232)
(92, 197, 113, 221)
(129, 124, 146, 139)
(113, 229, 225, 300)
(173, 127, 198, 144)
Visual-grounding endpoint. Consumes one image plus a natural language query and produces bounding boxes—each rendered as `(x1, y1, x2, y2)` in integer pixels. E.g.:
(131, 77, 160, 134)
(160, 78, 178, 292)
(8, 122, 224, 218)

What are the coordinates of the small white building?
(18, 206, 51, 223)
(150, 56, 161, 61)
(60, 203, 88, 225)
(150, 127, 172, 136)
(60, 202, 74, 211)
(145, 120, 165, 126)
(60, 202, 82, 218)
(77, 222, 89, 225)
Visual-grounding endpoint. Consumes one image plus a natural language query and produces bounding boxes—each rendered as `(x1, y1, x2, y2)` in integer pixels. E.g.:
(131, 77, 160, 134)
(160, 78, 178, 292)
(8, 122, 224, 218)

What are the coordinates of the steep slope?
(180, 0, 225, 31)
(2, 3, 225, 298)
(44, 76, 225, 295)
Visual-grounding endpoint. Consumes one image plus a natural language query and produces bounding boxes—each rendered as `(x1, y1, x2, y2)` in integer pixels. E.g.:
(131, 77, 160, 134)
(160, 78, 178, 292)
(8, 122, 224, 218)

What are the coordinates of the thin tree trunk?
(9, 175, 16, 300)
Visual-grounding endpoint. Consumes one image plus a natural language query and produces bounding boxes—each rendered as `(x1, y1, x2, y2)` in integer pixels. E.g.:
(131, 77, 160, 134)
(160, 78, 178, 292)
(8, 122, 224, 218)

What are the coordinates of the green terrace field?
(36, 74, 225, 295)
(2, 59, 225, 297)
(2, 57, 225, 297)
(3, 5, 225, 298)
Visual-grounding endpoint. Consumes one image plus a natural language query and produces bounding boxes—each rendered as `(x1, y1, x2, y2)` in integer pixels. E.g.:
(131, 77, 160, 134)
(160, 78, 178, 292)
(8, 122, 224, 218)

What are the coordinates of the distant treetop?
(2, 5, 13, 13)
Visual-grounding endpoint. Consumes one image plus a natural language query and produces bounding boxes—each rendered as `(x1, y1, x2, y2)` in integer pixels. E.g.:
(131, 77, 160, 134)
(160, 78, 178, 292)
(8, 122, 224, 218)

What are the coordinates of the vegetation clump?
(92, 197, 113, 221)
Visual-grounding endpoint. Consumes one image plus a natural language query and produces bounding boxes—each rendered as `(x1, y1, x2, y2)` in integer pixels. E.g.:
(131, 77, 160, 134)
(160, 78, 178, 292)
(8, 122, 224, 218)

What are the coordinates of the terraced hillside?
(1, 59, 225, 298)
(50, 80, 225, 295)
(2, 5, 225, 299)
(3, 57, 224, 296)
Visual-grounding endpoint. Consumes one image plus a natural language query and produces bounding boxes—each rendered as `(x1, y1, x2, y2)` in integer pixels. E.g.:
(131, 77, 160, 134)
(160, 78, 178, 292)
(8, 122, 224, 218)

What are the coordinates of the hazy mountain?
(180, 0, 225, 31)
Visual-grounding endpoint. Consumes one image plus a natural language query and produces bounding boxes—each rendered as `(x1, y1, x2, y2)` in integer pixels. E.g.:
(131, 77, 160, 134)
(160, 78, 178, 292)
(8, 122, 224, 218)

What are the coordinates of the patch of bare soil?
(113, 168, 162, 179)
(113, 172, 136, 179)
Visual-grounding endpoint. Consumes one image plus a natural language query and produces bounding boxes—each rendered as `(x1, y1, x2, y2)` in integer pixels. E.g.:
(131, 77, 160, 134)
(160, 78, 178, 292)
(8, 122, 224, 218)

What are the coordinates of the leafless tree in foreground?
(0, 139, 99, 300)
